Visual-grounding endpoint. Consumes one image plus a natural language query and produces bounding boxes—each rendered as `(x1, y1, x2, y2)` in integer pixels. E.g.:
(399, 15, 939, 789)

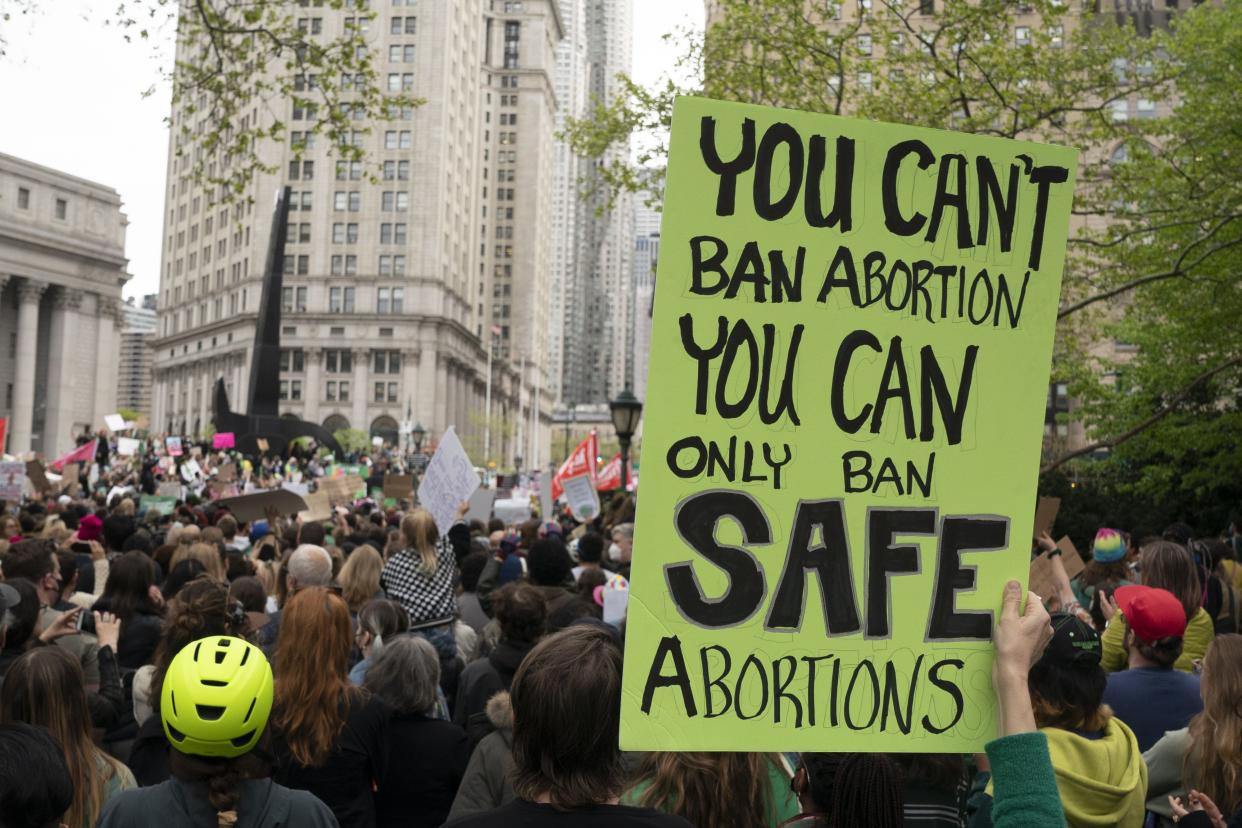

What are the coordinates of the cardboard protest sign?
(213, 432, 236, 450)
(383, 474, 414, 500)
(24, 461, 51, 493)
(256, 438, 270, 453)
(466, 489, 498, 523)
(116, 437, 140, 457)
(417, 427, 481, 534)
(1056, 536, 1085, 580)
(138, 495, 178, 516)
(298, 490, 333, 523)
(1033, 496, 1060, 542)
(0, 461, 25, 501)
(620, 97, 1077, 753)
(319, 477, 353, 505)
(216, 490, 308, 523)
(493, 497, 532, 525)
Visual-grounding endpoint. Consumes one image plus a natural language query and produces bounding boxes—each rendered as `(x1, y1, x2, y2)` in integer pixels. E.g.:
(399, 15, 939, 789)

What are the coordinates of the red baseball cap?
(1114, 585, 1187, 644)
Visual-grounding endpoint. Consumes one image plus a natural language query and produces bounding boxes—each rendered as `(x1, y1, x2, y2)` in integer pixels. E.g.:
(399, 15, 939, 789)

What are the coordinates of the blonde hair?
(116, 498, 136, 517)
(1186, 635, 1242, 813)
(170, 542, 225, 582)
(338, 545, 384, 613)
(400, 509, 439, 573)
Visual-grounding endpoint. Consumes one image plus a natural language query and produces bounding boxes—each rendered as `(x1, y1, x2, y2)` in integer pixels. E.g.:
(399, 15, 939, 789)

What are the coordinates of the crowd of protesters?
(2, 435, 1242, 828)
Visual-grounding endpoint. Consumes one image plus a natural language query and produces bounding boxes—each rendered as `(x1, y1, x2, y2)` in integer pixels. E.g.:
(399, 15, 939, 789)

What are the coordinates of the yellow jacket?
(1101, 606, 1214, 672)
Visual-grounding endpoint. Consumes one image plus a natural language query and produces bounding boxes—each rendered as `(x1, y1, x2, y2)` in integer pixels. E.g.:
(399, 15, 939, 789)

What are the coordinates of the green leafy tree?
(333, 427, 371, 454)
(566, 0, 1242, 500)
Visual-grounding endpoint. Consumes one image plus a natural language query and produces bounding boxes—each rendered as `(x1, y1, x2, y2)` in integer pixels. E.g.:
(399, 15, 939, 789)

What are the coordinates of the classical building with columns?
(0, 153, 129, 458)
(150, 0, 562, 469)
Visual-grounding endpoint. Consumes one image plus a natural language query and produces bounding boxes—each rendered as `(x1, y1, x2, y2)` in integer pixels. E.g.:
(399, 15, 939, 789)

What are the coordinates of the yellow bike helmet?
(161, 635, 274, 758)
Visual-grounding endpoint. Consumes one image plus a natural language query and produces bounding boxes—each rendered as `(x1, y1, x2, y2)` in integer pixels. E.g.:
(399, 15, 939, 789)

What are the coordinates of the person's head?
(399, 509, 439, 572)
(284, 544, 333, 594)
(1163, 522, 1195, 547)
(0, 647, 126, 828)
(0, 723, 73, 828)
(163, 558, 208, 601)
(338, 544, 383, 614)
(161, 635, 276, 817)
(363, 636, 440, 716)
(635, 752, 782, 828)
(0, 515, 18, 540)
(577, 533, 604, 566)
(488, 529, 504, 550)
(611, 522, 634, 563)
(148, 578, 243, 715)
(1028, 612, 1108, 731)
(170, 541, 225, 583)
(216, 514, 238, 541)
(2, 539, 60, 605)
(77, 514, 103, 543)
(1140, 541, 1202, 622)
(1115, 585, 1187, 669)
(102, 513, 135, 552)
(0, 579, 40, 652)
(794, 753, 903, 827)
(1187, 634, 1242, 813)
(526, 538, 572, 587)
(493, 582, 546, 644)
(298, 520, 326, 548)
(53, 550, 78, 601)
(509, 625, 625, 808)
(355, 598, 408, 660)
(273, 587, 357, 767)
(459, 551, 488, 594)
(98, 551, 160, 622)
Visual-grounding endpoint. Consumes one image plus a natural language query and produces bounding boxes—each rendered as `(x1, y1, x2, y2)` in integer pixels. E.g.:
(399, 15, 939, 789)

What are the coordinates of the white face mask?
(607, 542, 622, 563)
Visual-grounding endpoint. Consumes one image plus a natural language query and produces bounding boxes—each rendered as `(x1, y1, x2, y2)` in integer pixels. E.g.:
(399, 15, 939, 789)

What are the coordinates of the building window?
(1136, 98, 1156, 118)
(1015, 26, 1031, 46)
(54, 197, 67, 220)
(1049, 25, 1063, 48)
(857, 34, 871, 55)
(16, 187, 29, 209)
(325, 349, 353, 373)
(373, 349, 401, 373)
(1111, 99, 1128, 122)
(279, 348, 305, 372)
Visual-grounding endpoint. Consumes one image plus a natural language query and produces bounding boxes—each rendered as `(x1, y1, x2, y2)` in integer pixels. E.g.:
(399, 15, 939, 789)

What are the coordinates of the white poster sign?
(416, 427, 481, 534)
(0, 461, 26, 501)
(116, 437, 140, 457)
(561, 473, 600, 522)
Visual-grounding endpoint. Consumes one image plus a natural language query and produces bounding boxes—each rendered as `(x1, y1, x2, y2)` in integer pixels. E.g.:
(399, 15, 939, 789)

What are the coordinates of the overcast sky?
(0, 0, 702, 300)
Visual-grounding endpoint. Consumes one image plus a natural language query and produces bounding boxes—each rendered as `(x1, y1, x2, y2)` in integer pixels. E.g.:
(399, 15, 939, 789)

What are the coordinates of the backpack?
(1213, 572, 1241, 636)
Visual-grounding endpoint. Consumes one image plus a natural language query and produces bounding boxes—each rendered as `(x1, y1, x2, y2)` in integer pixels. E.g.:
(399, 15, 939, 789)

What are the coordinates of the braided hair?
(802, 752, 903, 828)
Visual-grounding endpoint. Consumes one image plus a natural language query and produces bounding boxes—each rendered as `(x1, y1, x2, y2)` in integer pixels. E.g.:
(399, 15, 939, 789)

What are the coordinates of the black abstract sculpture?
(213, 186, 344, 459)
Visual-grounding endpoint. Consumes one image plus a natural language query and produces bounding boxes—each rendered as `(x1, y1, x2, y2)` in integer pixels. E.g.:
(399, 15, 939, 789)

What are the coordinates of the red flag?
(0, 417, 6, 455)
(595, 452, 629, 492)
(48, 439, 97, 472)
(552, 430, 598, 500)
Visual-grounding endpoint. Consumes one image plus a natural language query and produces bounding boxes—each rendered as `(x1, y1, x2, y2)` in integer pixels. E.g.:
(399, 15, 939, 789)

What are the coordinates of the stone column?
(236, 351, 250, 415)
(445, 361, 458, 431)
(435, 355, 449, 436)
(197, 362, 211, 435)
(44, 289, 84, 458)
(303, 346, 322, 424)
(416, 339, 438, 432)
(351, 347, 368, 433)
(10, 279, 47, 455)
(93, 296, 120, 431)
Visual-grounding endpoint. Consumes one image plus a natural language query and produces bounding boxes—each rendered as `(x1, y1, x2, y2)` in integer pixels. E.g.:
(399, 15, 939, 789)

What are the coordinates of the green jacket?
(1102, 607, 1214, 673)
(967, 732, 1067, 828)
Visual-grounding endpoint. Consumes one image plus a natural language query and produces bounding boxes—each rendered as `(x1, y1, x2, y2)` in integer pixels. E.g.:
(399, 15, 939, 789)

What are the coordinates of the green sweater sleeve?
(985, 732, 1067, 828)
(1101, 613, 1128, 672)
(1177, 608, 1214, 672)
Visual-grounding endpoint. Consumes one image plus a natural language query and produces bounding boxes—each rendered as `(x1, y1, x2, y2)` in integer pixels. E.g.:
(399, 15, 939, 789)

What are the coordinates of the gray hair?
(612, 523, 634, 540)
(363, 635, 441, 715)
(287, 544, 333, 589)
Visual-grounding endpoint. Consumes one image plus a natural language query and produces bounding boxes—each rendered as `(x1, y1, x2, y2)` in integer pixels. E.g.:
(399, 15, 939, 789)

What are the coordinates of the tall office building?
(117, 295, 157, 418)
(151, 0, 552, 468)
(555, 0, 634, 406)
(0, 153, 129, 457)
(630, 200, 661, 403)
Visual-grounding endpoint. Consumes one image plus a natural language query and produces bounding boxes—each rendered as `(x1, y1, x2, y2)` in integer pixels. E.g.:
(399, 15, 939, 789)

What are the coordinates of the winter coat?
(446, 692, 516, 821)
(96, 776, 338, 828)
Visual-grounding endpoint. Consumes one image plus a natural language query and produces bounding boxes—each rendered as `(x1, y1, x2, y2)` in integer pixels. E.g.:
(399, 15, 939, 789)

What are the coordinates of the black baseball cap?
(1043, 612, 1101, 666)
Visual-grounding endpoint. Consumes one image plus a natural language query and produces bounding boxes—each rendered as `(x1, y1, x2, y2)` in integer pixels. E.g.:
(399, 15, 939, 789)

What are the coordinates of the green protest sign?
(621, 97, 1077, 752)
(138, 495, 178, 517)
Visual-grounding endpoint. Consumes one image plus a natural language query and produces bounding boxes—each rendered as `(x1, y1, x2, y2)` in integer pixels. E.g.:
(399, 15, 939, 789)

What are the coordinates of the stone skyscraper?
(152, 0, 556, 468)
(552, 0, 633, 407)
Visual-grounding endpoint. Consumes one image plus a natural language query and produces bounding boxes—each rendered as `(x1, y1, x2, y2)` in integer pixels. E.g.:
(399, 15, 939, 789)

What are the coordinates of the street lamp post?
(608, 388, 643, 492)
